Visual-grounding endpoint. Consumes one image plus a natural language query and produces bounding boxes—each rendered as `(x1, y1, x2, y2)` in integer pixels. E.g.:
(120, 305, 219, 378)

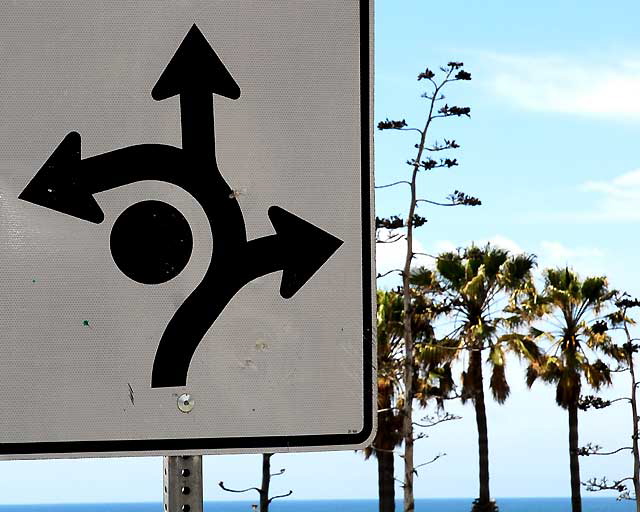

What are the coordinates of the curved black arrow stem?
(151, 206, 343, 387)
(149, 24, 247, 387)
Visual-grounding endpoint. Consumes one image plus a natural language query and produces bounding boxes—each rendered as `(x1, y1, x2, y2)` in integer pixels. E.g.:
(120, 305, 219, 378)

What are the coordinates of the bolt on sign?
(0, 1, 374, 458)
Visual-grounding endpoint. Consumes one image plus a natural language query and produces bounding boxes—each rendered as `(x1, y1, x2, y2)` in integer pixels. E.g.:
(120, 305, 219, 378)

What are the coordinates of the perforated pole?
(163, 455, 204, 512)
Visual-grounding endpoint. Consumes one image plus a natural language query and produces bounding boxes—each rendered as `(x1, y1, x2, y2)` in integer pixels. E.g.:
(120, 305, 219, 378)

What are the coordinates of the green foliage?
(526, 268, 619, 409)
(365, 290, 405, 461)
(431, 243, 539, 403)
(366, 287, 455, 460)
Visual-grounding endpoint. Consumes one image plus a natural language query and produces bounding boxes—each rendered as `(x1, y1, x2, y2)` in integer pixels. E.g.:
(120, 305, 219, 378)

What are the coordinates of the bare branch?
(416, 199, 460, 207)
(268, 490, 293, 503)
(583, 476, 633, 494)
(577, 443, 632, 456)
(397, 128, 424, 135)
(218, 481, 260, 495)
(609, 397, 633, 405)
(407, 157, 458, 171)
(412, 252, 437, 259)
(376, 234, 405, 244)
(424, 139, 460, 152)
(414, 453, 445, 472)
(375, 180, 411, 189)
(270, 468, 286, 478)
(414, 412, 461, 428)
(610, 366, 629, 374)
(377, 269, 403, 279)
(579, 395, 615, 410)
(591, 447, 633, 456)
(375, 228, 404, 241)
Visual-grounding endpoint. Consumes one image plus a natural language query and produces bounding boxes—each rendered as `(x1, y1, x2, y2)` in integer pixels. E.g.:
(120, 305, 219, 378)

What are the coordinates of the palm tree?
(425, 244, 538, 512)
(366, 286, 454, 512)
(525, 268, 617, 512)
(365, 290, 405, 512)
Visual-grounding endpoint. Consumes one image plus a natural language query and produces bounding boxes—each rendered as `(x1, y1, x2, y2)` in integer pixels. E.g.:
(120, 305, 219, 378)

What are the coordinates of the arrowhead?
(152, 24, 241, 101)
(268, 206, 343, 299)
(18, 132, 104, 223)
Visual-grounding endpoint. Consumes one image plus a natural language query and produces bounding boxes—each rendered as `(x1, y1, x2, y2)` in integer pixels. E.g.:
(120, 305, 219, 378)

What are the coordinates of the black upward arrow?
(19, 24, 344, 389)
(152, 24, 240, 157)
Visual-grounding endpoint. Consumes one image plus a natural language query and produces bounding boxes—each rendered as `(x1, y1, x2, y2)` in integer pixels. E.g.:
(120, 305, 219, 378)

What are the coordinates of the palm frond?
(501, 253, 536, 287)
(436, 252, 466, 290)
(498, 333, 542, 363)
(528, 268, 618, 409)
(490, 363, 510, 404)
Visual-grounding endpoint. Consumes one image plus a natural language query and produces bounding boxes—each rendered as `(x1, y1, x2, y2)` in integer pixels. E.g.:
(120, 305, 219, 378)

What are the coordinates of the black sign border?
(0, 1, 373, 457)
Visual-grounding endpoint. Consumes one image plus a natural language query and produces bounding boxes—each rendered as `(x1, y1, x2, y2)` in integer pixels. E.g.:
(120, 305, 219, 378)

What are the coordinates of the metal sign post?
(164, 455, 203, 512)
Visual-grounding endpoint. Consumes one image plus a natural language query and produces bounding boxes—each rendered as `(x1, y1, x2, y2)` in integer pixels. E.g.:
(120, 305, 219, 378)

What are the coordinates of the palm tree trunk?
(378, 449, 396, 512)
(260, 453, 272, 512)
(377, 392, 396, 512)
(471, 351, 491, 509)
(568, 404, 582, 512)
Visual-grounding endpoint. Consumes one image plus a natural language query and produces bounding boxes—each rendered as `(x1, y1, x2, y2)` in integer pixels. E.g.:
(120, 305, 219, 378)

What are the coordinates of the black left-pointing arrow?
(19, 132, 105, 223)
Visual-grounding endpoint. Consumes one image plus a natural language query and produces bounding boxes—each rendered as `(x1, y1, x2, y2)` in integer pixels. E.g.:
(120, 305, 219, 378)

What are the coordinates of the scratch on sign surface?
(127, 383, 135, 406)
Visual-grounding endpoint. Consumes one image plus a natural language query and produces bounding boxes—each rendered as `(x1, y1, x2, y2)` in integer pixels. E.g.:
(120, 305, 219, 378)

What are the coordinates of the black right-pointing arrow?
(249, 206, 344, 299)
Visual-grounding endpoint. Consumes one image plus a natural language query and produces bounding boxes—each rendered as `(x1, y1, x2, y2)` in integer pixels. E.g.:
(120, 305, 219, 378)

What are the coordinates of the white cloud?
(375, 234, 516, 287)
(431, 235, 523, 255)
(376, 232, 608, 287)
(526, 168, 640, 223)
(483, 53, 640, 119)
(576, 168, 640, 221)
(483, 235, 524, 254)
(433, 239, 457, 254)
(538, 241, 606, 276)
(429, 236, 605, 276)
(375, 229, 432, 285)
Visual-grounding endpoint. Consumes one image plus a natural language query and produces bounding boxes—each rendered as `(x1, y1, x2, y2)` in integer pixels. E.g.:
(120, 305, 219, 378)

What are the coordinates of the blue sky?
(2, 0, 640, 504)
(375, 0, 639, 503)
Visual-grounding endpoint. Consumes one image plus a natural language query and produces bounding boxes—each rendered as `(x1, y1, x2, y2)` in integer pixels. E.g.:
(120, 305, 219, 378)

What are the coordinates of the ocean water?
(0, 499, 633, 512)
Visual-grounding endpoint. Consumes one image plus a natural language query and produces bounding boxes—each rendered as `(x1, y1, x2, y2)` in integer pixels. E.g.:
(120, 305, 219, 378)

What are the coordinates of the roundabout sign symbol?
(18, 24, 344, 389)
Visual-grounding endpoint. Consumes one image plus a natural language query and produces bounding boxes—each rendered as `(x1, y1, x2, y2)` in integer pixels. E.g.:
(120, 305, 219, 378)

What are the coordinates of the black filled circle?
(110, 200, 193, 285)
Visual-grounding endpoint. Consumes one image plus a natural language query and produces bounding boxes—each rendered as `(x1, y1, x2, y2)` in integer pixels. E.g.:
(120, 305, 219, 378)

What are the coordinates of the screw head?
(177, 393, 194, 413)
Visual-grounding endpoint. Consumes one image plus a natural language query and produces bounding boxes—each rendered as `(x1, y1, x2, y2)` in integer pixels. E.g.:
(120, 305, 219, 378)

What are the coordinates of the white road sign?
(0, 1, 374, 458)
